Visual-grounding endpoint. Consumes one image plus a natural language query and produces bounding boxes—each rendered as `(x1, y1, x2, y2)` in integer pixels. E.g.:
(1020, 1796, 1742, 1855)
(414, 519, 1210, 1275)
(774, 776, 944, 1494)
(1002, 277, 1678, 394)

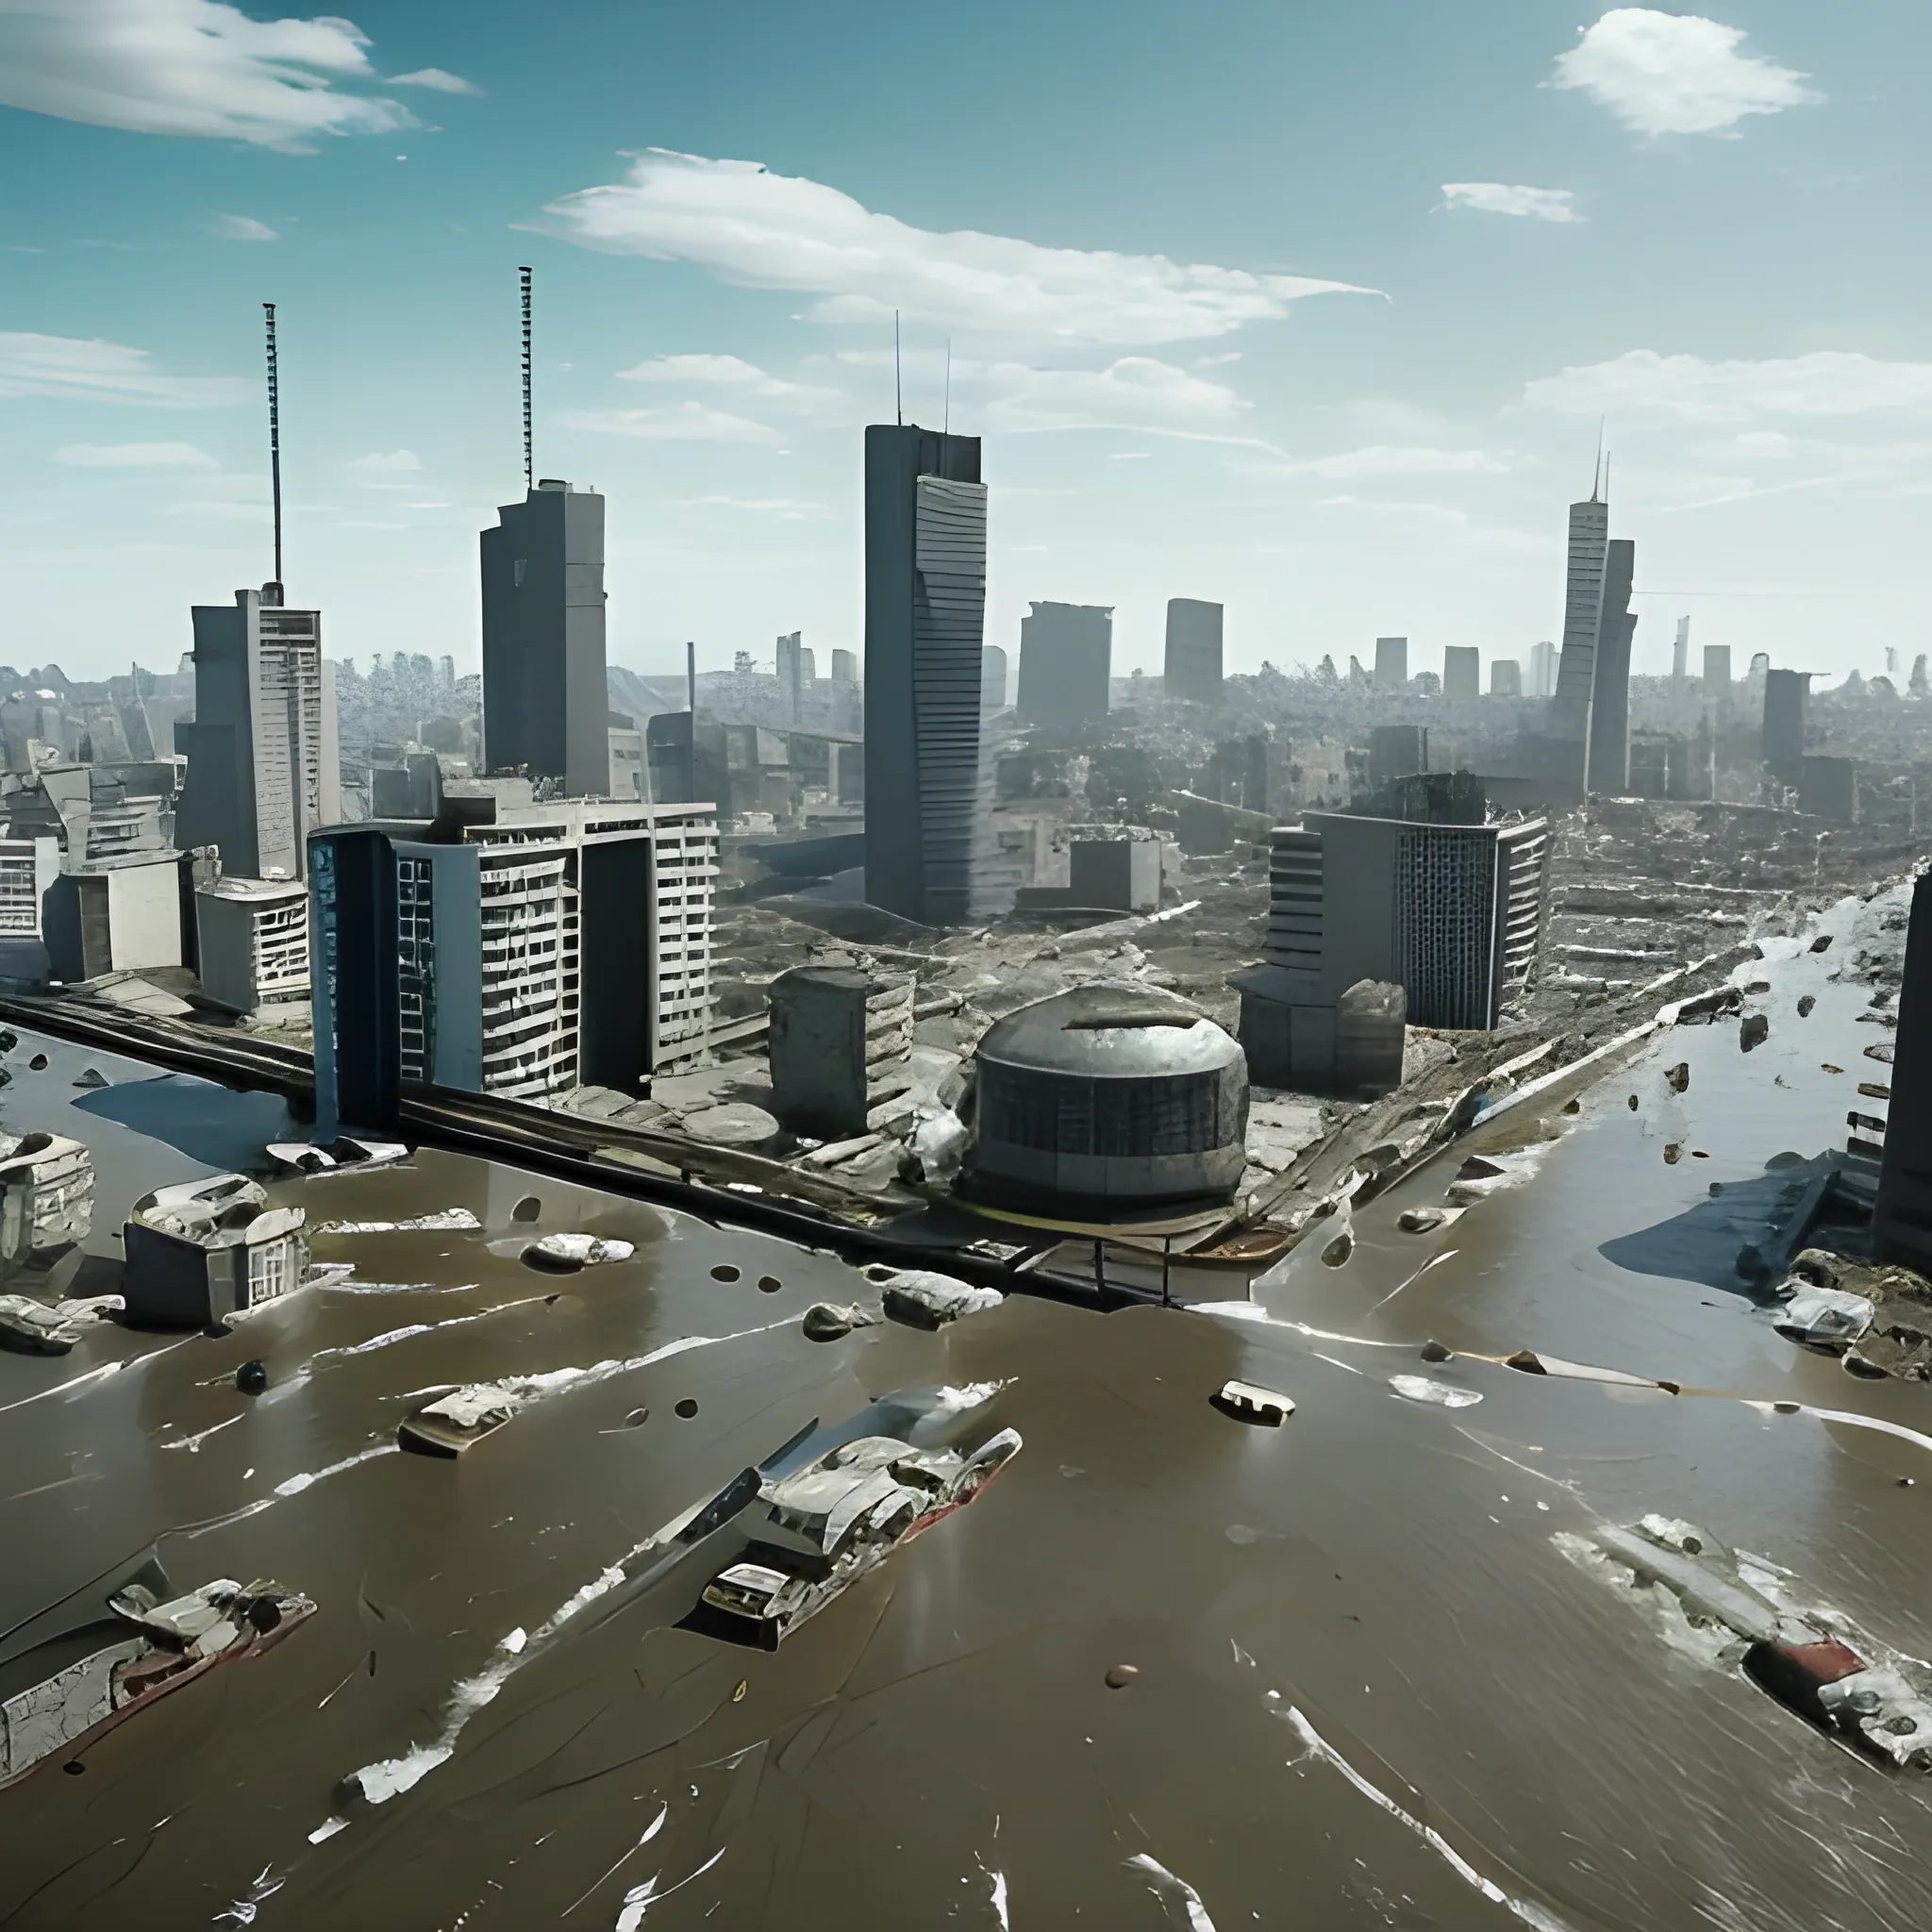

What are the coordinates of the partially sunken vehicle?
(398, 1382, 523, 1457)
(1569, 1513, 1932, 1772)
(0, 1572, 315, 1788)
(265, 1136, 410, 1177)
(0, 1129, 93, 1270)
(693, 1425, 1022, 1650)
(122, 1174, 308, 1326)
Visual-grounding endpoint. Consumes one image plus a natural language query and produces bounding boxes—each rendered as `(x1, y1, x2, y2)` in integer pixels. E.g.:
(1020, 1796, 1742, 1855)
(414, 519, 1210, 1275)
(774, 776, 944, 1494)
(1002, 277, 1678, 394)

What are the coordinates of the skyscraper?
(775, 632, 816, 723)
(1673, 616, 1691, 682)
(1529, 641, 1557, 698)
(863, 424, 989, 925)
(175, 585, 340, 880)
(1550, 479, 1610, 766)
(1586, 539, 1636, 794)
(1764, 670, 1810, 776)
(479, 480, 608, 797)
(1164, 598, 1224, 703)
(1374, 637, 1408, 691)
(1491, 660, 1523, 697)
(1017, 601, 1111, 734)
(1442, 646, 1480, 702)
(980, 644, 1008, 712)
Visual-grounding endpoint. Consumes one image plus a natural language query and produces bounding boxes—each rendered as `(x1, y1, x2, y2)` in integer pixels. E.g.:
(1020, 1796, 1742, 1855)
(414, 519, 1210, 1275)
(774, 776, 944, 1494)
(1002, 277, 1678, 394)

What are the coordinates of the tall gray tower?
(1586, 538, 1636, 794)
(863, 424, 988, 925)
(1549, 470, 1609, 771)
(176, 586, 340, 879)
(479, 480, 609, 797)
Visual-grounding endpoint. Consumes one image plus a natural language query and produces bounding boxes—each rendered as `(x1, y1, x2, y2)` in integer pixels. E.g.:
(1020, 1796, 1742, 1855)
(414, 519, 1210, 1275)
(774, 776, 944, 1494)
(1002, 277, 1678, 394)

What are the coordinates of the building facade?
(1017, 601, 1111, 735)
(1163, 598, 1224, 704)
(194, 874, 310, 1018)
(175, 585, 339, 880)
(862, 424, 990, 925)
(479, 480, 608, 797)
(1549, 491, 1609, 763)
(311, 799, 716, 1132)
(1586, 538, 1636, 795)
(1442, 646, 1481, 702)
(1254, 810, 1549, 1030)
(1374, 637, 1408, 691)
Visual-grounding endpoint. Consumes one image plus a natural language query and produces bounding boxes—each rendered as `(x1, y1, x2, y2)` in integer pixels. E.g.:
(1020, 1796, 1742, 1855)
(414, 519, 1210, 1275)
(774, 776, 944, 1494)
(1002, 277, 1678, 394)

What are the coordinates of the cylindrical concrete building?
(968, 982, 1248, 1211)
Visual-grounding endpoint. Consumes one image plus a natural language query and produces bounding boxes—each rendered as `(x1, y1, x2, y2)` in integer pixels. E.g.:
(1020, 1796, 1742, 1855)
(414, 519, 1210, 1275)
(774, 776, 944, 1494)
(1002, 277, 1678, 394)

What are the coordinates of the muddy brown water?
(2, 891, 1930, 1929)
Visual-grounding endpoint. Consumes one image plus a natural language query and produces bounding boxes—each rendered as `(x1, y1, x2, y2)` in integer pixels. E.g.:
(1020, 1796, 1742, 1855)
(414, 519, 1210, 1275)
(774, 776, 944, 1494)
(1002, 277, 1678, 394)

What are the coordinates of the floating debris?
(0, 1130, 95, 1265)
(801, 1302, 878, 1342)
(1797, 994, 1817, 1017)
(1569, 1514, 1932, 1772)
(235, 1359, 268, 1395)
(1665, 1062, 1690, 1093)
(398, 1384, 523, 1457)
(312, 1209, 481, 1237)
(1397, 1206, 1447, 1234)
(1211, 1380, 1293, 1426)
(1105, 1663, 1141, 1689)
(1389, 1374, 1482, 1409)
(0, 1293, 84, 1356)
(521, 1233, 635, 1273)
(266, 1138, 410, 1178)
(0, 1574, 314, 1789)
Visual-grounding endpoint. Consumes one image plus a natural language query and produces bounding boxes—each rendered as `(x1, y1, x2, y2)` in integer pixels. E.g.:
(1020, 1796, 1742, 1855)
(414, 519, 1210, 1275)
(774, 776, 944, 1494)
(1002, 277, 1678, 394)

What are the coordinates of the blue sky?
(3, 1, 1927, 686)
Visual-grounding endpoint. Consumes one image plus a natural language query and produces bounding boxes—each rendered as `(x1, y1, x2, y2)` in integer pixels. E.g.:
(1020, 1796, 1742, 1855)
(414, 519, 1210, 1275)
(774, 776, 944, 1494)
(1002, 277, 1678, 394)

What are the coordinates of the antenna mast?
(943, 338, 952, 437)
(519, 265, 534, 491)
(263, 301, 283, 592)
(894, 309, 902, 427)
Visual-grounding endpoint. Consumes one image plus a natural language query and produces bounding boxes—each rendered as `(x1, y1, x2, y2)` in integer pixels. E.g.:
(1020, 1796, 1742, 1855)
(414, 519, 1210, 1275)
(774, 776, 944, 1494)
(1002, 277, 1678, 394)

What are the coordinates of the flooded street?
(4, 892, 1930, 1930)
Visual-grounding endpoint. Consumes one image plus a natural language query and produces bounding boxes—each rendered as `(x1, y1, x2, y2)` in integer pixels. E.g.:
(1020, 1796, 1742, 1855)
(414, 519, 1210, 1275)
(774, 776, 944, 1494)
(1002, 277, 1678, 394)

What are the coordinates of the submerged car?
(265, 1137, 410, 1178)
(398, 1382, 523, 1457)
(694, 1425, 1022, 1649)
(0, 1574, 315, 1787)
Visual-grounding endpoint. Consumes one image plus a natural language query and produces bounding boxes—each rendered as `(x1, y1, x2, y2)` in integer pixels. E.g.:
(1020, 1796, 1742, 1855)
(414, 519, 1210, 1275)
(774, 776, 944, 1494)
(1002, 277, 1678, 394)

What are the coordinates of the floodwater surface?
(2, 892, 1929, 1929)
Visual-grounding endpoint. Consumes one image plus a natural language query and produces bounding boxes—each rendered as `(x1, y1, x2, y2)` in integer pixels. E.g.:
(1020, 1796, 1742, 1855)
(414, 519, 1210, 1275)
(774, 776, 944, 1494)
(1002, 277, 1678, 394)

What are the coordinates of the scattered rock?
(802, 1301, 877, 1342)
(1398, 1207, 1446, 1233)
(870, 1267, 1004, 1329)
(1627, 1094, 1640, 1111)
(1105, 1664, 1140, 1690)
(1664, 1143, 1682, 1164)
(1320, 1230, 1354, 1268)
(1419, 1340, 1453, 1363)
(1665, 1062, 1690, 1093)
(522, 1234, 635, 1273)
(1797, 994, 1816, 1017)
(1740, 1013, 1770, 1052)
(236, 1359, 268, 1395)
(1810, 934, 1834, 953)
(681, 1103, 782, 1148)
(73, 1068, 108, 1090)
(1505, 1349, 1547, 1374)
(1561, 1098, 1580, 1115)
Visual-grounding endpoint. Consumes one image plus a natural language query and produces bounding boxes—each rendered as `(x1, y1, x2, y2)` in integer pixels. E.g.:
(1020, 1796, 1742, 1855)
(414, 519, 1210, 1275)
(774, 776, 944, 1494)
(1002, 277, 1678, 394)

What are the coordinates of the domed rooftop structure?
(968, 982, 1248, 1212)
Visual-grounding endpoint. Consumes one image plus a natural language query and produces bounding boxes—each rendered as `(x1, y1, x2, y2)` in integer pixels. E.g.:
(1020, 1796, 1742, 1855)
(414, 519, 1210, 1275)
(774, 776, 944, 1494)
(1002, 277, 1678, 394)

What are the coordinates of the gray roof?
(975, 981, 1242, 1080)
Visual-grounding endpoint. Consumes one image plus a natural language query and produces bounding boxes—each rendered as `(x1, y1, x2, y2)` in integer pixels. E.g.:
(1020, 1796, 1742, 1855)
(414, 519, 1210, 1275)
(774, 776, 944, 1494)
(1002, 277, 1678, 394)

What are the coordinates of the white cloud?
(209, 211, 278, 242)
(616, 353, 834, 401)
(345, 448, 423, 472)
(1440, 183, 1580, 224)
(559, 402, 783, 444)
(542, 149, 1379, 345)
(1292, 444, 1510, 478)
(55, 440, 218, 466)
(1732, 430, 1794, 459)
(837, 349, 1250, 438)
(0, 0, 429, 149)
(1524, 350, 1932, 420)
(1315, 495, 1469, 526)
(0, 331, 249, 405)
(677, 495, 832, 519)
(389, 67, 478, 94)
(1550, 8, 1818, 139)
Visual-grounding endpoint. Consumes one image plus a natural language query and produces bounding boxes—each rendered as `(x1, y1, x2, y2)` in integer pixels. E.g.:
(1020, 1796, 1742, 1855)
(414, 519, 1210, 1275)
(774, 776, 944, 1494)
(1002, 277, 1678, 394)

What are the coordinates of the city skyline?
(3, 3, 1928, 683)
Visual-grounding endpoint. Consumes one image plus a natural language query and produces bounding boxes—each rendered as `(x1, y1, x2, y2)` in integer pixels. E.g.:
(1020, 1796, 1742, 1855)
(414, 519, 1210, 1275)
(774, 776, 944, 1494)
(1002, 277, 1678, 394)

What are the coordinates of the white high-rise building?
(1529, 641, 1557, 697)
(1550, 487, 1609, 752)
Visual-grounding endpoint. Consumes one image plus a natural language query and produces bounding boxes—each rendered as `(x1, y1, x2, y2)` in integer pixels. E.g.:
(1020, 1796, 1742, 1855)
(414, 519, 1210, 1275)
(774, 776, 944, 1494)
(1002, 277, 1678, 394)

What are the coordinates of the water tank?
(969, 982, 1248, 1210)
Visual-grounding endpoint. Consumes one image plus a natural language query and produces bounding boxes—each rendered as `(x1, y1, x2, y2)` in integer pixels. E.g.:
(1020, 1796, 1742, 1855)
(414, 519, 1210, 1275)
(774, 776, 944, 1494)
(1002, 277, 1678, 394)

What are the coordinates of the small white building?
(0, 837, 59, 986)
(195, 875, 310, 1019)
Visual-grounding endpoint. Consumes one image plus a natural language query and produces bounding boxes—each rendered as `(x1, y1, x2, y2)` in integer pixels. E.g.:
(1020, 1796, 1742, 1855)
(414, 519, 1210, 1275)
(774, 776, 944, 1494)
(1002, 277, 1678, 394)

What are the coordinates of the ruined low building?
(767, 966, 915, 1139)
(1798, 756, 1857, 824)
(194, 875, 311, 1019)
(0, 1130, 94, 1268)
(1232, 972, 1406, 1099)
(123, 1174, 308, 1326)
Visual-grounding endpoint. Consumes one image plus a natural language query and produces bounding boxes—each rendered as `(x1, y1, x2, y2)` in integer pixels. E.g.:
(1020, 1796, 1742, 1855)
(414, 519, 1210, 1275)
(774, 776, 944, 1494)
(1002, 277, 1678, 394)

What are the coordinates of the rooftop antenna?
(894, 309, 902, 427)
(1591, 417, 1606, 501)
(262, 301, 283, 595)
(943, 337, 952, 437)
(519, 265, 534, 492)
